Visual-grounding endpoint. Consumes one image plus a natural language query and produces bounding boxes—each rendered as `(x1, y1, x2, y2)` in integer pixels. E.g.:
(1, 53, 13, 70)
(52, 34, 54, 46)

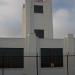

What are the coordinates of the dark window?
(0, 48, 24, 68)
(34, 0, 43, 3)
(34, 29, 44, 38)
(34, 5, 43, 13)
(41, 48, 63, 68)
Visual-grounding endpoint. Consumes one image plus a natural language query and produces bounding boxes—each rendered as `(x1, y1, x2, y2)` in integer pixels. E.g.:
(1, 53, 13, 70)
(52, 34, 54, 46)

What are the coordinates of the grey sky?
(0, 0, 24, 37)
(53, 0, 75, 38)
(0, 0, 75, 38)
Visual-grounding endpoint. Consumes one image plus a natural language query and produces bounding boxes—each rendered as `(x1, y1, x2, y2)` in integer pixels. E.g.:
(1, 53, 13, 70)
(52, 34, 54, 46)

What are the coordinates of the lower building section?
(0, 36, 74, 75)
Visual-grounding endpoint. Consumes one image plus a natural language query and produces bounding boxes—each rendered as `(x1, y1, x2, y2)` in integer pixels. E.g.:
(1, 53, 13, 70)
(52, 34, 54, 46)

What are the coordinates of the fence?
(0, 55, 75, 75)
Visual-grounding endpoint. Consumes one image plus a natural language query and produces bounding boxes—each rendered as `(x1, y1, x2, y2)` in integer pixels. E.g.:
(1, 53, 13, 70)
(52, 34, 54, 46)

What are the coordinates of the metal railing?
(0, 55, 75, 75)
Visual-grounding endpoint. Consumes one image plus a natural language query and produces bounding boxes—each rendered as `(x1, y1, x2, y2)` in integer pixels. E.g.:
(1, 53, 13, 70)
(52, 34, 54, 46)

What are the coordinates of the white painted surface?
(0, 0, 75, 75)
(0, 36, 75, 75)
(22, 0, 53, 39)
(0, 38, 25, 48)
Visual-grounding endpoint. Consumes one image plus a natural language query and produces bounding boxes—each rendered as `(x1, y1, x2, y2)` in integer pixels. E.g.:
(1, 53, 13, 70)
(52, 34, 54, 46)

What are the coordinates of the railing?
(0, 55, 75, 75)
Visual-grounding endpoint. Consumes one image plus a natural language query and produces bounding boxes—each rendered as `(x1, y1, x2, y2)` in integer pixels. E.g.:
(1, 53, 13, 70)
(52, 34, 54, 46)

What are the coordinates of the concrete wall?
(22, 0, 53, 39)
(0, 38, 25, 48)
(38, 39, 67, 75)
(0, 38, 25, 75)
(33, 0, 53, 39)
(64, 34, 75, 75)
(0, 37, 37, 75)
(23, 38, 67, 75)
(0, 37, 75, 75)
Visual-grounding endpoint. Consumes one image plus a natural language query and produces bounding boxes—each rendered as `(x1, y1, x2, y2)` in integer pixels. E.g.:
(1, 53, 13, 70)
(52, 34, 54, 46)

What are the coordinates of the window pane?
(34, 5, 43, 13)
(0, 48, 24, 68)
(34, 29, 44, 38)
(34, 0, 43, 3)
(41, 48, 63, 68)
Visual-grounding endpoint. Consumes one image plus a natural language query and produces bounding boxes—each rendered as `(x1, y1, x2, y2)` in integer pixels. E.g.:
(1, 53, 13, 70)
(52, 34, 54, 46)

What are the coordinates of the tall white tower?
(22, 0, 53, 39)
(22, 1, 53, 75)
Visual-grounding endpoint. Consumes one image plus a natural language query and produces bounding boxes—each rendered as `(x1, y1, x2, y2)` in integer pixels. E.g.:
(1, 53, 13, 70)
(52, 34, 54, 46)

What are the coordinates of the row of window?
(0, 48, 63, 68)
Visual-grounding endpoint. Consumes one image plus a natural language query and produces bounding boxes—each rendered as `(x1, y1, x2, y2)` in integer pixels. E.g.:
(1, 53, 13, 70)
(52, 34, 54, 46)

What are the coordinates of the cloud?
(0, 0, 75, 38)
(0, 0, 24, 37)
(53, 9, 75, 38)
(53, 0, 75, 38)
(52, 0, 75, 12)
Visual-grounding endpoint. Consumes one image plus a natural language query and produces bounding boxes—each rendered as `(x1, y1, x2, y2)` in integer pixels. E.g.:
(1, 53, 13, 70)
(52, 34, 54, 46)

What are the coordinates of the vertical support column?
(22, 0, 34, 38)
(2, 56, 4, 75)
(44, 0, 53, 39)
(21, 4, 26, 37)
(24, 33, 37, 75)
(64, 34, 74, 55)
(25, 0, 34, 35)
(23, 1, 38, 75)
(64, 34, 74, 75)
(2, 69, 4, 75)
(36, 51, 38, 75)
(67, 54, 69, 75)
(36, 37, 40, 75)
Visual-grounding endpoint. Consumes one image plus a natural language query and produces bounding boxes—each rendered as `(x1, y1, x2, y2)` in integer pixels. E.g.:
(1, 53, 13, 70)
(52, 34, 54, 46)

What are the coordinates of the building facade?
(0, 0, 75, 75)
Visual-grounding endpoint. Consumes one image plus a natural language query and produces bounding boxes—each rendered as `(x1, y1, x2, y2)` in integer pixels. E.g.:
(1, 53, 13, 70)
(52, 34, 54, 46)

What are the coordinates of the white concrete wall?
(22, 0, 53, 39)
(64, 34, 75, 75)
(24, 38, 67, 75)
(21, 4, 26, 37)
(2, 0, 75, 75)
(64, 34, 75, 55)
(0, 37, 37, 75)
(0, 38, 75, 75)
(0, 38, 64, 75)
(33, 0, 53, 39)
(40, 39, 64, 48)
(0, 38, 24, 75)
(39, 39, 67, 75)
(22, 0, 34, 38)
(0, 38, 25, 48)
(38, 36, 75, 75)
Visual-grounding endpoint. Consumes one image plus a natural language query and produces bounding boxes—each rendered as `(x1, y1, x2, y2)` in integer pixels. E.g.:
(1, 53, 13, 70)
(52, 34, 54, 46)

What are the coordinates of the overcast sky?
(53, 0, 75, 38)
(0, 0, 24, 37)
(0, 0, 75, 38)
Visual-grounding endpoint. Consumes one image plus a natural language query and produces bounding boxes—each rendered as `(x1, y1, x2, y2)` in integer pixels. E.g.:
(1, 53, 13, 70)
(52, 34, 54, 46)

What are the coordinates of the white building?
(0, 0, 75, 75)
